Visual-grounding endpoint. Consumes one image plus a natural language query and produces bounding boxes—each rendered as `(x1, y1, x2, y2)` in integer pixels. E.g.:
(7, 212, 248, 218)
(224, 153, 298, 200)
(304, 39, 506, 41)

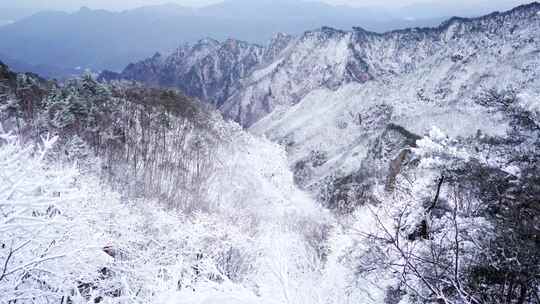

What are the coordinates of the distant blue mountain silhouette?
(0, 0, 448, 78)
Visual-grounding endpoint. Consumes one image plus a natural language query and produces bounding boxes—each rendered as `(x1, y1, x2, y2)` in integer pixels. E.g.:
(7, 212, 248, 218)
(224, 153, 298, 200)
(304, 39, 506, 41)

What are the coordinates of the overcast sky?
(3, 0, 530, 11)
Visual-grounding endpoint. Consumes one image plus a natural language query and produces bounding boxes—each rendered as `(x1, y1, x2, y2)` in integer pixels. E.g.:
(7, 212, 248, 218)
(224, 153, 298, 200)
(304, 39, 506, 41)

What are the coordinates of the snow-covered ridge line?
(347, 1, 540, 36)
(103, 2, 540, 127)
(223, 2, 540, 125)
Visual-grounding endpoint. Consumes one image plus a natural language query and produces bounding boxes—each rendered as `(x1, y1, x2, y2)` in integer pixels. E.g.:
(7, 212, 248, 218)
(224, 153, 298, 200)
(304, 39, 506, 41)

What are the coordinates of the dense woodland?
(0, 61, 224, 210)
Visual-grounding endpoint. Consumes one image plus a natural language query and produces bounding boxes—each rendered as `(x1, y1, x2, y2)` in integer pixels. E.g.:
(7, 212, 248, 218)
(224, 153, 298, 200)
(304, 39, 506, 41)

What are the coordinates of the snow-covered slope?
(245, 3, 540, 208)
(0, 62, 334, 303)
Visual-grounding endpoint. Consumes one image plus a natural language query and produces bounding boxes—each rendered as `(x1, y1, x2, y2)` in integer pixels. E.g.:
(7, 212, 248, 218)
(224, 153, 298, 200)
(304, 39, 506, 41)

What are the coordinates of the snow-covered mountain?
(101, 34, 294, 108)
(232, 2, 540, 126)
(249, 2, 540, 208)
(110, 3, 540, 208)
(112, 3, 540, 127)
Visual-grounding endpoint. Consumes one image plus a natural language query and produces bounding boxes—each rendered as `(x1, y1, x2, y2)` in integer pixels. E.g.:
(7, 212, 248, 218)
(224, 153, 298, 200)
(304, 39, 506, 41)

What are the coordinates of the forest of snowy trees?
(0, 62, 333, 303)
(1, 50, 539, 304)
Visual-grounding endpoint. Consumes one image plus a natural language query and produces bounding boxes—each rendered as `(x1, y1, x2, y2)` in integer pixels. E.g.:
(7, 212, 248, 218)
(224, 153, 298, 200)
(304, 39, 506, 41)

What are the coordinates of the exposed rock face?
(0, 61, 16, 85)
(262, 33, 295, 63)
(297, 123, 420, 214)
(221, 27, 373, 126)
(101, 35, 295, 108)
(122, 52, 167, 85)
(373, 124, 421, 192)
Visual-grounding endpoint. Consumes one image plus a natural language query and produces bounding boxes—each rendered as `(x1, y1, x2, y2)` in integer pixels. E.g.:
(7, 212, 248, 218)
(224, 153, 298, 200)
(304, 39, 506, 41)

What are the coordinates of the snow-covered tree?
(0, 130, 106, 302)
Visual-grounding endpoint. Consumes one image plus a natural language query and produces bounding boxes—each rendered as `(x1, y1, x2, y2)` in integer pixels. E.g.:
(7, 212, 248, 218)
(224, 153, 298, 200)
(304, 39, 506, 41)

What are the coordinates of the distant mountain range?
(105, 2, 540, 127)
(0, 52, 81, 79)
(0, 0, 449, 78)
(0, 7, 37, 23)
(0, 0, 529, 79)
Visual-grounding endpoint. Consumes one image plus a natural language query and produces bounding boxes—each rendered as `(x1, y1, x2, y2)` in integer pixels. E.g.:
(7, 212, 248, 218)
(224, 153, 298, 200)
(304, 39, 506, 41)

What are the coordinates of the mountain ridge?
(110, 2, 540, 126)
(99, 34, 295, 108)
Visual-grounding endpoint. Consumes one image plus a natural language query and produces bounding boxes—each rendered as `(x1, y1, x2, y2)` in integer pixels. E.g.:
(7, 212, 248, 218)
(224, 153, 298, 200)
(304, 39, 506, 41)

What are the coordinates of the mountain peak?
(270, 32, 293, 41)
(268, 32, 295, 48)
(301, 26, 348, 41)
(512, 1, 540, 12)
(439, 1, 540, 28)
(223, 38, 255, 49)
(195, 38, 220, 46)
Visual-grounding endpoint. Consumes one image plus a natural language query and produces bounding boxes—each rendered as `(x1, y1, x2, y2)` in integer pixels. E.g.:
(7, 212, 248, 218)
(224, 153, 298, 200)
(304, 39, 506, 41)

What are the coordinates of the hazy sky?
(4, 0, 529, 11)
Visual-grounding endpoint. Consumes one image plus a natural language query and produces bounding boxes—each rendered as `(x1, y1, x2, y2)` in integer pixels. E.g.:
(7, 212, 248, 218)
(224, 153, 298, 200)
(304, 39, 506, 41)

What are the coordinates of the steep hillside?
(248, 2, 540, 205)
(101, 34, 296, 108)
(103, 2, 540, 223)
